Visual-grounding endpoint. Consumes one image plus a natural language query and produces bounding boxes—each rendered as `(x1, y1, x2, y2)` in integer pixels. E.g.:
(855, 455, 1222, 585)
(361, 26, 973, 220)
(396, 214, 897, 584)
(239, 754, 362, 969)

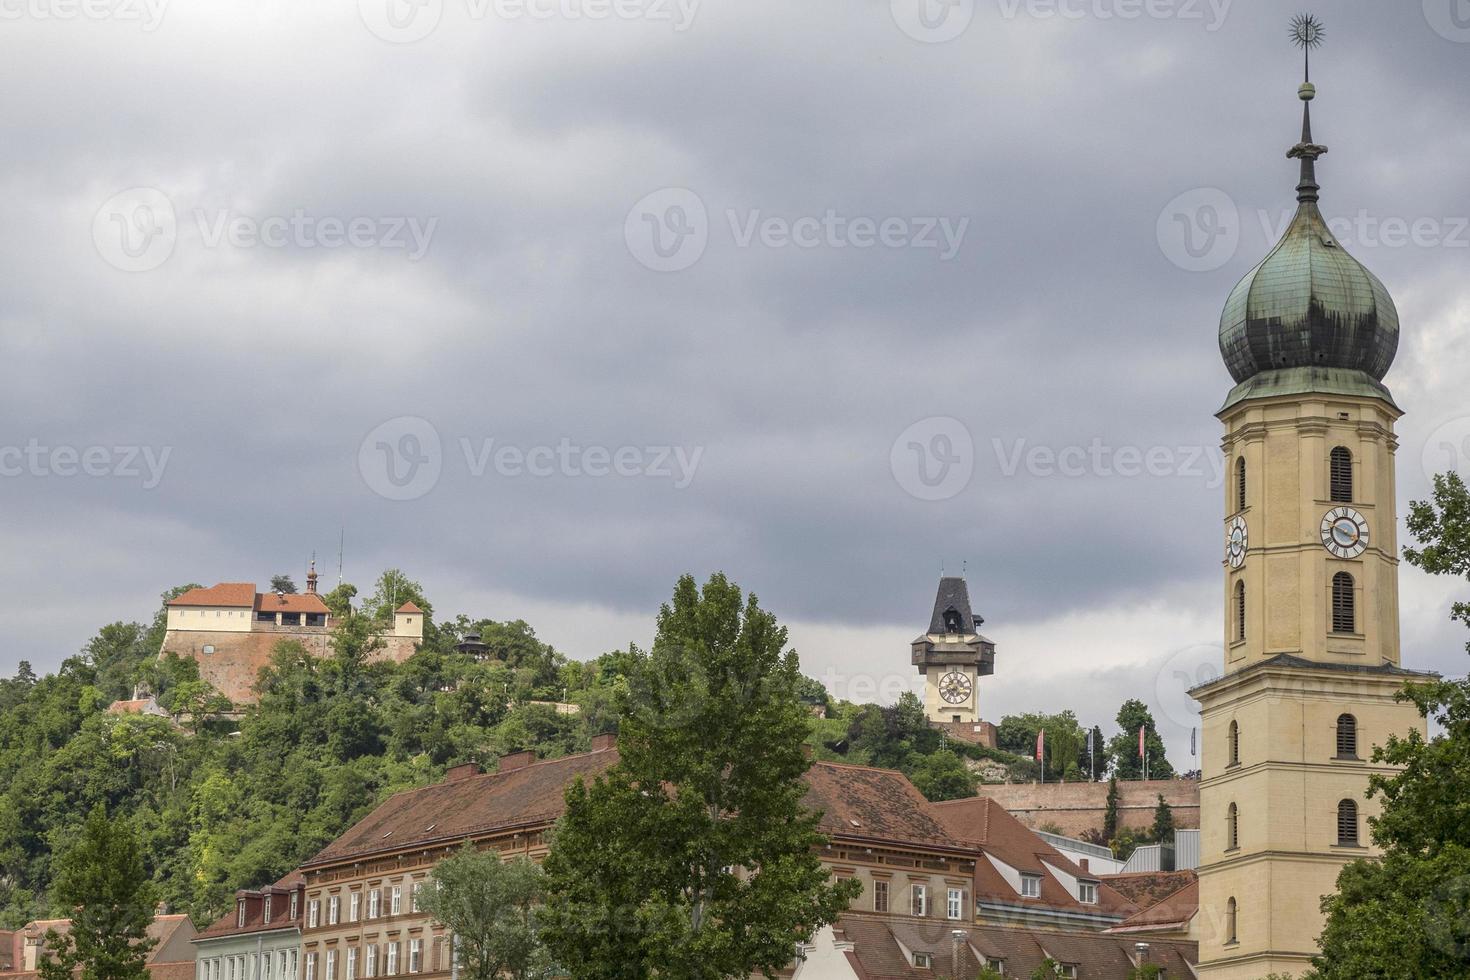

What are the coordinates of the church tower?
(912, 576, 995, 727)
(1191, 18, 1434, 977)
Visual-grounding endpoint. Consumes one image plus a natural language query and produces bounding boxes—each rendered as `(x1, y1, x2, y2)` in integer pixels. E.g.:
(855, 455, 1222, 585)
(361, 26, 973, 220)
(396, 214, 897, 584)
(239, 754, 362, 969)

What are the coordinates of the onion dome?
(1219, 21, 1399, 411)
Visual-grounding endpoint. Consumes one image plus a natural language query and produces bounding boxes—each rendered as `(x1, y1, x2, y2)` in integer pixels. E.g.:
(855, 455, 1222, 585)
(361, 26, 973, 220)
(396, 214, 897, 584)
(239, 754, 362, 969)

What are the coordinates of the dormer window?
(263, 896, 272, 923)
(1078, 880, 1098, 904)
(237, 899, 246, 927)
(1020, 874, 1042, 898)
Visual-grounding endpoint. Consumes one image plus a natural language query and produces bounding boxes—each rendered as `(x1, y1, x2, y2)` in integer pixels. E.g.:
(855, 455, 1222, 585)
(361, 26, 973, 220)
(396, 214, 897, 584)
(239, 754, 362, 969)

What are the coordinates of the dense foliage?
(0, 572, 622, 929)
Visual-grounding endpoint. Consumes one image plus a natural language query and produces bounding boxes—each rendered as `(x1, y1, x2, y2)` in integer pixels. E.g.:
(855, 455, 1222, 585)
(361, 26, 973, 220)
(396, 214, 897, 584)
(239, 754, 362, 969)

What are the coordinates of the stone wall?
(162, 629, 419, 705)
(975, 779, 1200, 838)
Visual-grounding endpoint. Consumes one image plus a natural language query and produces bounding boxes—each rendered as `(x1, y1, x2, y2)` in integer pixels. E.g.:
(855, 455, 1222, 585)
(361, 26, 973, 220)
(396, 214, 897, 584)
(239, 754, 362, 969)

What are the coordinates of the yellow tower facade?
(1191, 24, 1434, 977)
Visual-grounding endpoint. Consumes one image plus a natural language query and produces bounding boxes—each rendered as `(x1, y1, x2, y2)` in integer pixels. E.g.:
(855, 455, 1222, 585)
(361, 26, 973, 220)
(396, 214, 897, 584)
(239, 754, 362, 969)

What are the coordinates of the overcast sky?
(3, 0, 1469, 766)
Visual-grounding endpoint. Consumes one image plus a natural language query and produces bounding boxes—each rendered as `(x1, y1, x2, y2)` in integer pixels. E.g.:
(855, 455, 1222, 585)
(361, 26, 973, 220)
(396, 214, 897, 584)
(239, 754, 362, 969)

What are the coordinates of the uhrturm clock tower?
(1192, 20, 1434, 978)
(913, 576, 995, 726)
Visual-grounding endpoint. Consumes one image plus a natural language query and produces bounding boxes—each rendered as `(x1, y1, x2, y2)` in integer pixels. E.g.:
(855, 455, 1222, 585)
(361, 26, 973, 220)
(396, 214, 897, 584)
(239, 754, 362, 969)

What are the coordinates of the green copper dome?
(1218, 75, 1399, 406)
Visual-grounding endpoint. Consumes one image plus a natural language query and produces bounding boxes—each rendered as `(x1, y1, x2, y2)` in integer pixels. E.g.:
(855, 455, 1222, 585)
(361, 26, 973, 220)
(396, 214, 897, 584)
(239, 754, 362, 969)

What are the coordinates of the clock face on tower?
(1320, 507, 1370, 559)
(1226, 515, 1248, 569)
(938, 671, 973, 705)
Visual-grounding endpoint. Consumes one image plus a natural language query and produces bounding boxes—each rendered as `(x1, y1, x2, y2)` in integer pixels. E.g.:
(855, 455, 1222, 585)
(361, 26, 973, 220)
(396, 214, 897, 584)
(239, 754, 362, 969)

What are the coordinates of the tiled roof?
(395, 602, 424, 614)
(168, 583, 257, 608)
(802, 762, 968, 852)
(305, 746, 621, 867)
(1099, 870, 1196, 908)
(1108, 878, 1198, 933)
(835, 914, 1196, 979)
(254, 592, 330, 615)
(195, 872, 304, 941)
(932, 797, 1136, 917)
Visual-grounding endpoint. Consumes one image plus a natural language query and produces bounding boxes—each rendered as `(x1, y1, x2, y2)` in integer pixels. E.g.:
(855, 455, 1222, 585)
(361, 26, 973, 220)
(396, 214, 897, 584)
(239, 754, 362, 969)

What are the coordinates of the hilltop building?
(1189, 43, 1436, 977)
(159, 569, 425, 705)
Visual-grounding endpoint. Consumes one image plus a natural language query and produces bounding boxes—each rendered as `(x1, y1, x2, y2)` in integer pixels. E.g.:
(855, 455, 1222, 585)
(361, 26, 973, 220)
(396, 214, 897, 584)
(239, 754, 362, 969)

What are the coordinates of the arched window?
(1236, 457, 1247, 512)
(1336, 714, 1358, 758)
(1332, 573, 1356, 634)
(1226, 897, 1238, 944)
(1337, 799, 1359, 845)
(1234, 580, 1246, 642)
(1330, 447, 1354, 503)
(1228, 720, 1240, 766)
(1227, 802, 1239, 850)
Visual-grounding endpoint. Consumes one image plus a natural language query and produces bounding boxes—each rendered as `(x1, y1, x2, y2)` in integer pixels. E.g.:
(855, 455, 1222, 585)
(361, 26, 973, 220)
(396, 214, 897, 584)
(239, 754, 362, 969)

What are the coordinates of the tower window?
(1227, 802, 1239, 850)
(1330, 447, 1353, 503)
(1228, 720, 1240, 766)
(1337, 799, 1359, 845)
(1236, 457, 1247, 512)
(1226, 897, 1238, 944)
(1332, 573, 1356, 634)
(1234, 580, 1246, 642)
(1336, 714, 1358, 759)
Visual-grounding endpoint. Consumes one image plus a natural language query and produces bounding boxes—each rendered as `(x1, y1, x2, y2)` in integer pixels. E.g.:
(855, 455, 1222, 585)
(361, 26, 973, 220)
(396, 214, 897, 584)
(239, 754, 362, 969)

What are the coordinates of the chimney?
(445, 761, 482, 782)
(950, 930, 968, 979)
(498, 750, 536, 772)
(1134, 942, 1151, 966)
(590, 733, 617, 752)
(1079, 858, 1089, 873)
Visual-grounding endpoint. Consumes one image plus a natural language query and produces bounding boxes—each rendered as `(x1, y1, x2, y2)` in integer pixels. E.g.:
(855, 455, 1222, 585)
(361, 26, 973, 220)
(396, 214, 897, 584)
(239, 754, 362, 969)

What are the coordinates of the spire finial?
(1287, 14, 1328, 203)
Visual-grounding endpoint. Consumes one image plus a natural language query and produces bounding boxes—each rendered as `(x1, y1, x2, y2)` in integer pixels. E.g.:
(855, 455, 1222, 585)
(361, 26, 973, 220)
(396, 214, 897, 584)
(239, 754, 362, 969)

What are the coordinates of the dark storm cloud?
(3, 0, 1469, 744)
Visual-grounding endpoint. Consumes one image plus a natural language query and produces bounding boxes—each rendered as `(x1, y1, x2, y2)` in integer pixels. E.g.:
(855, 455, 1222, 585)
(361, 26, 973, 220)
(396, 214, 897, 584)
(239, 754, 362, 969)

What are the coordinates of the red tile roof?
(801, 761, 971, 852)
(168, 583, 257, 608)
(1107, 878, 1199, 934)
(1099, 870, 1197, 908)
(254, 592, 330, 615)
(195, 872, 304, 940)
(395, 602, 423, 614)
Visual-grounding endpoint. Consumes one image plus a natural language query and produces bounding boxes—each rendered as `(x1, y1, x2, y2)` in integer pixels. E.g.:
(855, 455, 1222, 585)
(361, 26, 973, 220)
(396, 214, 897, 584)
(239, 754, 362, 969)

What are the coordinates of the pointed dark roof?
(928, 576, 982, 635)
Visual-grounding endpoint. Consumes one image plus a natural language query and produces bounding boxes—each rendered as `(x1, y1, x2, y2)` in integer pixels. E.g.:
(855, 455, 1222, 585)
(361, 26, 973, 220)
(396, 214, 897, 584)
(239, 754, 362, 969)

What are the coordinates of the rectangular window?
(1057, 967, 1077, 979)
(913, 952, 932, 968)
(325, 951, 336, 980)
(349, 891, 360, 923)
(385, 944, 398, 977)
(308, 899, 320, 928)
(947, 888, 963, 920)
(328, 895, 340, 925)
(1078, 881, 1098, 904)
(369, 889, 381, 919)
(911, 884, 927, 917)
(289, 951, 298, 980)
(408, 939, 422, 974)
(346, 947, 357, 980)
(263, 952, 272, 980)
(411, 881, 423, 912)
(1020, 874, 1042, 899)
(987, 959, 1005, 975)
(365, 945, 377, 979)
(238, 900, 246, 928)
(290, 892, 299, 921)
(305, 954, 316, 980)
(264, 896, 273, 924)
(390, 885, 402, 915)
(873, 880, 889, 913)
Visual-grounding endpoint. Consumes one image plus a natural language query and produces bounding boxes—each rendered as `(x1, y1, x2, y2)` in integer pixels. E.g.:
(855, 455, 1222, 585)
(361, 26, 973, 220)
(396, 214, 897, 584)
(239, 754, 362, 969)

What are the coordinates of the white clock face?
(938, 671, 973, 705)
(1226, 515, 1248, 569)
(1320, 507, 1370, 559)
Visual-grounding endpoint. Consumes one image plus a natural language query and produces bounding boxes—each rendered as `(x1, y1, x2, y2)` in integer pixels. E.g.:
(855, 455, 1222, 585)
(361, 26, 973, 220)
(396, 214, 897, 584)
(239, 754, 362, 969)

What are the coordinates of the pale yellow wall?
(164, 606, 253, 633)
(1219, 395, 1401, 668)
(921, 660, 979, 725)
(393, 611, 424, 640)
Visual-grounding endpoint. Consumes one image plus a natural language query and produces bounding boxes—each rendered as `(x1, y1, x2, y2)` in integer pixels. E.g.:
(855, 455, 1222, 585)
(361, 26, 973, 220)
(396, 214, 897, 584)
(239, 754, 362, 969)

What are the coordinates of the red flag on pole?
(1138, 725, 1146, 759)
(1036, 730, 1045, 763)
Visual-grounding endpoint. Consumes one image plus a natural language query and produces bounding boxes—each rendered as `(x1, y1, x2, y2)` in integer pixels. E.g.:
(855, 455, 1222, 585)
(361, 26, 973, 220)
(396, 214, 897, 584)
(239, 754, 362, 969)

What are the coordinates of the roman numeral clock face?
(1321, 507, 1370, 559)
(938, 671, 973, 705)
(1226, 515, 1248, 569)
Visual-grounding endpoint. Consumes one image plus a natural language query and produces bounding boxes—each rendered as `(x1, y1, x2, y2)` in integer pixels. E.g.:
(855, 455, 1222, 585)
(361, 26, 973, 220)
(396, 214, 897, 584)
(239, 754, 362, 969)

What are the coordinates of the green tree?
(1106, 700, 1174, 780)
(364, 569, 431, 622)
(1313, 472, 1470, 977)
(1102, 776, 1120, 842)
(541, 573, 860, 979)
(419, 847, 550, 980)
(908, 749, 976, 802)
(997, 711, 1086, 782)
(38, 806, 157, 980)
(1149, 794, 1175, 844)
(269, 575, 298, 594)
